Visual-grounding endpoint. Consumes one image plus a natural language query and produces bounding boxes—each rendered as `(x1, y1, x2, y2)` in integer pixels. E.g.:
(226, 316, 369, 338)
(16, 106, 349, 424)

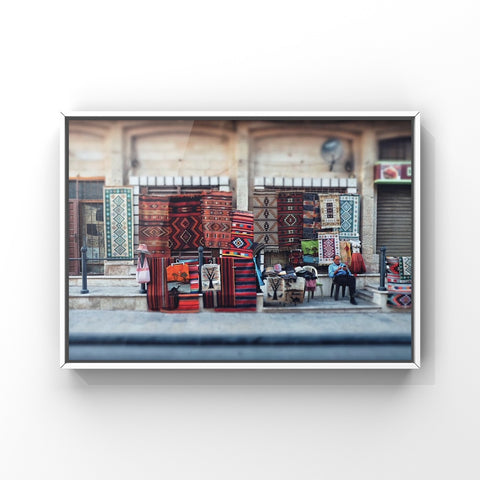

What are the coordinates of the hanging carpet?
(265, 276, 285, 305)
(104, 187, 134, 259)
(303, 192, 321, 239)
(318, 232, 340, 265)
(169, 194, 204, 251)
(139, 194, 171, 256)
(253, 192, 279, 249)
(399, 256, 412, 281)
(147, 257, 177, 312)
(215, 257, 257, 311)
(201, 263, 221, 291)
(277, 191, 303, 250)
(201, 191, 232, 249)
(216, 256, 236, 309)
(223, 210, 254, 259)
(319, 193, 341, 229)
(339, 194, 360, 239)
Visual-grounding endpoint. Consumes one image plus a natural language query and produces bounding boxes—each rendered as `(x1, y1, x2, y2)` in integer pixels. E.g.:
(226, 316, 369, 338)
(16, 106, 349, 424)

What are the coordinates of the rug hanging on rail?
(303, 192, 321, 239)
(169, 194, 204, 251)
(179, 263, 200, 314)
(201, 263, 221, 291)
(104, 187, 134, 259)
(319, 193, 341, 229)
(253, 192, 279, 250)
(139, 194, 171, 256)
(318, 232, 340, 265)
(201, 191, 232, 249)
(216, 257, 257, 311)
(222, 210, 254, 259)
(339, 194, 360, 239)
(277, 191, 303, 250)
(264, 276, 285, 305)
(147, 256, 178, 312)
(216, 256, 236, 309)
(399, 256, 412, 281)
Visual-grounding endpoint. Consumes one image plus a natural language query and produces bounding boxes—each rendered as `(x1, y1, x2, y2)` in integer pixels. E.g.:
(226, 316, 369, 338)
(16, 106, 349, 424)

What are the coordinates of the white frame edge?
(60, 110, 421, 370)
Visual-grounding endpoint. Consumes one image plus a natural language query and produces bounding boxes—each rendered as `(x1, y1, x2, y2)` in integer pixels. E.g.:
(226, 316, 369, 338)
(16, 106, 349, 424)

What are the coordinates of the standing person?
(328, 255, 357, 305)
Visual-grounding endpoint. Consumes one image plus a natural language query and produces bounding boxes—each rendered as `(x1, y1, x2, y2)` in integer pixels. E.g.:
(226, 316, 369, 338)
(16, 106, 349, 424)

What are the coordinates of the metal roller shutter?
(376, 184, 412, 256)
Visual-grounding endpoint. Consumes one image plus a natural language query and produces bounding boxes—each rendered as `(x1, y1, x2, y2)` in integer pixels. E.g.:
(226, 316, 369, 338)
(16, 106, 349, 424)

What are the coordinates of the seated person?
(328, 255, 357, 305)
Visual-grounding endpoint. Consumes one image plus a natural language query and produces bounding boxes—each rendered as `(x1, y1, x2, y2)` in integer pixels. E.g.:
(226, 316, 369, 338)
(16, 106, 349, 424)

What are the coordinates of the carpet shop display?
(104, 187, 134, 259)
(201, 191, 233, 249)
(139, 194, 171, 256)
(253, 192, 279, 249)
(222, 210, 254, 259)
(303, 192, 321, 239)
(318, 232, 340, 265)
(339, 194, 360, 239)
(319, 193, 341, 229)
(386, 256, 412, 309)
(277, 191, 303, 250)
(168, 194, 204, 250)
(201, 263, 221, 291)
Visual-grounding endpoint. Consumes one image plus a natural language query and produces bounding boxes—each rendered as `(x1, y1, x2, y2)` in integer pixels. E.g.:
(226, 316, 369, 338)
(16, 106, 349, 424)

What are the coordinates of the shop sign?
(374, 161, 411, 183)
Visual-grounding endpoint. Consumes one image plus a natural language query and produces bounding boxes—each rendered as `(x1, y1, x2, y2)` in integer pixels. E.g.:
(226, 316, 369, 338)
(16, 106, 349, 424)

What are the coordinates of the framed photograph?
(60, 111, 420, 369)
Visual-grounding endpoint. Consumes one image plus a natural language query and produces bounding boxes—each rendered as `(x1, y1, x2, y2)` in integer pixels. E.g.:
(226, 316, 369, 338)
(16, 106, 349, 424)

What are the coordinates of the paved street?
(68, 309, 412, 363)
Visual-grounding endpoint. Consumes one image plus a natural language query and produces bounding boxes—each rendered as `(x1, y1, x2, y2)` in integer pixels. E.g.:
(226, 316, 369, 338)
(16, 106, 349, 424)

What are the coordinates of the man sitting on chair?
(328, 255, 357, 305)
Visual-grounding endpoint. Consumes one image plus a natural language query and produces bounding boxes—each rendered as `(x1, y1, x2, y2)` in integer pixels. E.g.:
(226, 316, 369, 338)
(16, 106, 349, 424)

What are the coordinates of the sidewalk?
(68, 309, 412, 363)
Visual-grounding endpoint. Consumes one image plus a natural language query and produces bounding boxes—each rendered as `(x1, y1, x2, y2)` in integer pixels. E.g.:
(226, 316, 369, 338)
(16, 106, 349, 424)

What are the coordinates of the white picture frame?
(60, 111, 420, 369)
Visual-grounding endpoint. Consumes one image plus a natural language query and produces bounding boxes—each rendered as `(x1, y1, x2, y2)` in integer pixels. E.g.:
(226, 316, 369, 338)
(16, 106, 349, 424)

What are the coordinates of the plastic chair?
(330, 282, 346, 300)
(303, 266, 323, 300)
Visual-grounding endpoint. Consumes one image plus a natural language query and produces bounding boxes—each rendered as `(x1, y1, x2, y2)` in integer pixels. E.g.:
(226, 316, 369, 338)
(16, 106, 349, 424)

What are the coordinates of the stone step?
(70, 276, 137, 287)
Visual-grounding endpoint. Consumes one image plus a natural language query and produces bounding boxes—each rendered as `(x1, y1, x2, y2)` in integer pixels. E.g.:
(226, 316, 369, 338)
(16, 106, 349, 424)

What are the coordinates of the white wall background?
(1, 1, 478, 478)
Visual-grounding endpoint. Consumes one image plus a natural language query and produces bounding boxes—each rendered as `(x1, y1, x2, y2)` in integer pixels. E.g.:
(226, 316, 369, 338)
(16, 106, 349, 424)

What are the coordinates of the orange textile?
(166, 263, 190, 283)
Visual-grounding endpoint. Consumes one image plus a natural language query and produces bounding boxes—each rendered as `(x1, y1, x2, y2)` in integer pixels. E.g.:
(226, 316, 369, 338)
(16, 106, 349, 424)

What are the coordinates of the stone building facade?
(67, 116, 413, 276)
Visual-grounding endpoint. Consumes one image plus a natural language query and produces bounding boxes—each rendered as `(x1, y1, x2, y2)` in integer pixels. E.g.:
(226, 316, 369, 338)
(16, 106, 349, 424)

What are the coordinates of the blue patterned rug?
(340, 194, 360, 239)
(104, 187, 134, 259)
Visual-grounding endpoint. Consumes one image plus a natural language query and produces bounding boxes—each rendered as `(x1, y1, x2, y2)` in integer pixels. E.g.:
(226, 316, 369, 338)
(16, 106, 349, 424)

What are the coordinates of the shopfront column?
(235, 124, 250, 211)
(359, 128, 378, 273)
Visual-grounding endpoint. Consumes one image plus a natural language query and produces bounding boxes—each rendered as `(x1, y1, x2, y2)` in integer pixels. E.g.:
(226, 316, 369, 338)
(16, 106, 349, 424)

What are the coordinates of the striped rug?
(146, 256, 176, 311)
(216, 257, 236, 309)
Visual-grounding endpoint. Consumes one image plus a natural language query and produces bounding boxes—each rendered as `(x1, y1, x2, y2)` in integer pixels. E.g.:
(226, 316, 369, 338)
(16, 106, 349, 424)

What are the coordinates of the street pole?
(80, 243, 89, 294)
(378, 246, 387, 291)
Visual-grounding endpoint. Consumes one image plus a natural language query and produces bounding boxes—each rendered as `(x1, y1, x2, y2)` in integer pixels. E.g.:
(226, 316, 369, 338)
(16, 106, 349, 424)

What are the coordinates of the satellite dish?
(321, 139, 343, 171)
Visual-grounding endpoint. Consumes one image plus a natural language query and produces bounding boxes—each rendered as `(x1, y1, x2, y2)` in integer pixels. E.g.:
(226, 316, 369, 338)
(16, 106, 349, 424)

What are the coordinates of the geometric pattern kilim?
(104, 187, 133, 259)
(277, 191, 303, 250)
(318, 232, 340, 265)
(339, 194, 360, 238)
(387, 293, 412, 308)
(319, 193, 341, 229)
(253, 192, 279, 249)
(399, 256, 412, 281)
(139, 194, 171, 256)
(169, 194, 204, 251)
